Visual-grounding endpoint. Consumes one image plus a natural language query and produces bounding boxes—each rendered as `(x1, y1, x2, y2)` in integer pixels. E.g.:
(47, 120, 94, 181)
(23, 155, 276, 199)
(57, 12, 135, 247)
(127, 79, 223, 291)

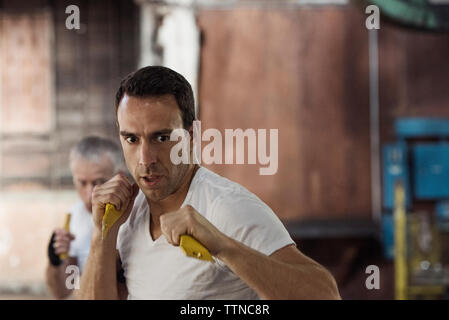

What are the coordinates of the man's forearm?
(77, 230, 118, 300)
(216, 237, 340, 300)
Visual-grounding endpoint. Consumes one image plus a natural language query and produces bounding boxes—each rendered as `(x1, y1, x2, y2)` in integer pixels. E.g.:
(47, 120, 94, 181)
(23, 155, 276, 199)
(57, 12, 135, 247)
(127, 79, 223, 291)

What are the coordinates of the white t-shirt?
(117, 167, 295, 300)
(68, 201, 94, 273)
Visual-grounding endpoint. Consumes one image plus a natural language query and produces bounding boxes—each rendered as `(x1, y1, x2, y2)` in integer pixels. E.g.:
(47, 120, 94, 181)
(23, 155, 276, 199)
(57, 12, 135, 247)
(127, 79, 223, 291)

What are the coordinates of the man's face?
(71, 155, 115, 213)
(117, 94, 191, 202)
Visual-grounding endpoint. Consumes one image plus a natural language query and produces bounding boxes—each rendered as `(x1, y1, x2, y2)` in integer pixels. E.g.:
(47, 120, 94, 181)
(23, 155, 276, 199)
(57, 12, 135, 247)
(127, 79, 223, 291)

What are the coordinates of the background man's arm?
(45, 257, 78, 299)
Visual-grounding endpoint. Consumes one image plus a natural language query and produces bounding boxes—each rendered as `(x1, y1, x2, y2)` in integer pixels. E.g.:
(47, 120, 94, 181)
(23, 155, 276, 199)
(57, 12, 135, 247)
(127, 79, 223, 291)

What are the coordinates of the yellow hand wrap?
(180, 235, 213, 262)
(102, 203, 123, 240)
(59, 213, 71, 260)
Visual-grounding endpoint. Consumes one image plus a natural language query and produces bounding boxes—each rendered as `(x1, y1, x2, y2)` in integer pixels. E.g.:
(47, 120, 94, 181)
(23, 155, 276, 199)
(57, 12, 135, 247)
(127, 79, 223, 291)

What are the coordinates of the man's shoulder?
(194, 167, 256, 199)
(195, 169, 293, 256)
(192, 167, 268, 217)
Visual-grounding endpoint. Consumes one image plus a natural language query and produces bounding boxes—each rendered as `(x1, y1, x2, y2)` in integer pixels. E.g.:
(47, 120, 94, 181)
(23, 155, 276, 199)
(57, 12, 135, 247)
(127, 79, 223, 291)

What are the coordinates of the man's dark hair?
(115, 66, 195, 129)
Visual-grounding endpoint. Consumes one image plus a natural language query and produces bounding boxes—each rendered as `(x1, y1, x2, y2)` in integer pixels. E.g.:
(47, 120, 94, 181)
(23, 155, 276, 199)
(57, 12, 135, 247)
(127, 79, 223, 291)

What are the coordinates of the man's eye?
(94, 180, 105, 186)
(126, 136, 138, 144)
(157, 135, 170, 143)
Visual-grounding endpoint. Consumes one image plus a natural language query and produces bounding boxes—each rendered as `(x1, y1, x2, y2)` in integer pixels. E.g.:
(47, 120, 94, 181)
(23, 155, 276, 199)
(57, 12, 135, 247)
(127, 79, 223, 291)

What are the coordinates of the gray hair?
(69, 136, 125, 174)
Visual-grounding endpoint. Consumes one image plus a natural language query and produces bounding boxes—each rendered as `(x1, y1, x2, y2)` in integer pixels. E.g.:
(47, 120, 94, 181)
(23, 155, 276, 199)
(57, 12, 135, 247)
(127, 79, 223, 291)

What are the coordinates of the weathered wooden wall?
(51, 0, 139, 185)
(0, 0, 138, 189)
(0, 0, 138, 294)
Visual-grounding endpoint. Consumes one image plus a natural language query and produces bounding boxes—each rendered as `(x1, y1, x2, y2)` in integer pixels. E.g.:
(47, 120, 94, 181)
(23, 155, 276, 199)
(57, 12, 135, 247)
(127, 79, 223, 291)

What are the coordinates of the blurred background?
(0, 0, 448, 300)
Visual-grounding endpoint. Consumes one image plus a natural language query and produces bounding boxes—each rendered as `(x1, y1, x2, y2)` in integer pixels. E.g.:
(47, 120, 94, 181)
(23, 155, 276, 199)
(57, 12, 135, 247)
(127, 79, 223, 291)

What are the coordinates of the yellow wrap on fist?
(102, 203, 123, 240)
(103, 204, 212, 262)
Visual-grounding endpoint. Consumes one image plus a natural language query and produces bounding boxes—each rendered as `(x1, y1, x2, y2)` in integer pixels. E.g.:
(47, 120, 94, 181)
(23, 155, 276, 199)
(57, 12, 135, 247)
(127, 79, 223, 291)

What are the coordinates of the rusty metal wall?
(198, 6, 372, 221)
(198, 5, 449, 221)
(378, 22, 449, 143)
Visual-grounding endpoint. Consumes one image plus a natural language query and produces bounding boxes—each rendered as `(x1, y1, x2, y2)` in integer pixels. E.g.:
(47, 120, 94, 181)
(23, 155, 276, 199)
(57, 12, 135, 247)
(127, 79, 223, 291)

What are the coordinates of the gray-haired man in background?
(45, 136, 126, 299)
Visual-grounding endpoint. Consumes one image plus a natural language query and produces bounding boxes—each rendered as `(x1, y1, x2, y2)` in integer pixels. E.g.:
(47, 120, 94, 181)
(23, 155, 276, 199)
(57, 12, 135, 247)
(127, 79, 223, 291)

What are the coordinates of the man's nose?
(85, 183, 95, 199)
(139, 140, 157, 166)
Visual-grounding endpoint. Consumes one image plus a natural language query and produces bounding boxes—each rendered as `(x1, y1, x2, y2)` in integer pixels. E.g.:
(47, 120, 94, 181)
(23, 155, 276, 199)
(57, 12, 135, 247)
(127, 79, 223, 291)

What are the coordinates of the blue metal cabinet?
(413, 144, 449, 199)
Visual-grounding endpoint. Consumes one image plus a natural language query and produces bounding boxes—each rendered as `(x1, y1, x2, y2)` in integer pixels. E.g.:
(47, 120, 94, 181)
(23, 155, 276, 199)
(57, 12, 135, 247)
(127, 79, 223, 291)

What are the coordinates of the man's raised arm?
(77, 173, 139, 300)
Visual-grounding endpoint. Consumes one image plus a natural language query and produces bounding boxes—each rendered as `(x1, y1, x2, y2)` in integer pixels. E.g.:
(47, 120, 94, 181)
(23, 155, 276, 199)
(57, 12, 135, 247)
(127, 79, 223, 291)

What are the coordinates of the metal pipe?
(369, 28, 382, 222)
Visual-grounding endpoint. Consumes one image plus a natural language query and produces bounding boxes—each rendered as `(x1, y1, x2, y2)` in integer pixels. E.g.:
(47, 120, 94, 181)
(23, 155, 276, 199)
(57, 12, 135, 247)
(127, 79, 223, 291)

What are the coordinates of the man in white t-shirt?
(78, 66, 341, 300)
(45, 136, 126, 299)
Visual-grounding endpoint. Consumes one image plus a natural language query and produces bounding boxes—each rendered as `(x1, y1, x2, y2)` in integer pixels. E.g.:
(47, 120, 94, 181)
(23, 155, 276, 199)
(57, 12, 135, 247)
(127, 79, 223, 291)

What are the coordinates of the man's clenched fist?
(91, 173, 139, 240)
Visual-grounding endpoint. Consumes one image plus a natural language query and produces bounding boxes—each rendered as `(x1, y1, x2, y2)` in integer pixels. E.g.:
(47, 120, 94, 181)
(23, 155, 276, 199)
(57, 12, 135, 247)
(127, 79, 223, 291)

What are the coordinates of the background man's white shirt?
(68, 201, 94, 273)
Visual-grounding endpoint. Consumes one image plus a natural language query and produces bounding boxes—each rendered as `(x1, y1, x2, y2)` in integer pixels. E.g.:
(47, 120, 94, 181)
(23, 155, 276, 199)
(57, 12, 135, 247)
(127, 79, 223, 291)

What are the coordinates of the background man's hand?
(52, 228, 75, 256)
(91, 173, 139, 241)
(160, 205, 229, 256)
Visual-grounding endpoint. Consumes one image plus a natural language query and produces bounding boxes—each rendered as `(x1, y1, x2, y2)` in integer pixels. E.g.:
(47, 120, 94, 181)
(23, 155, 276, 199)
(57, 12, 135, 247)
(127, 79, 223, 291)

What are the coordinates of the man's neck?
(148, 164, 200, 224)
